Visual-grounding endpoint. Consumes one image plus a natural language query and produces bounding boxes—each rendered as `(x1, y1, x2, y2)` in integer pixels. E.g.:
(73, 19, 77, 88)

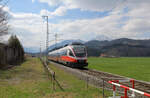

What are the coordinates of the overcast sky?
(3, 0, 150, 51)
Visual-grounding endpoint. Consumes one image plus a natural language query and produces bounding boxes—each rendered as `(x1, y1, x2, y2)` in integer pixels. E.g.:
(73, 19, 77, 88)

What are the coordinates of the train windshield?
(72, 45, 86, 57)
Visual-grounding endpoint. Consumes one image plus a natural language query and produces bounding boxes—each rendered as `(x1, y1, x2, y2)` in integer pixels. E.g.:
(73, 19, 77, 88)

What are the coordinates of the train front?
(69, 44, 88, 67)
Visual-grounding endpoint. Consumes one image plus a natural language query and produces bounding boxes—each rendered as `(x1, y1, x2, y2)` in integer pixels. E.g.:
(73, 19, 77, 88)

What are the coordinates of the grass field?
(88, 57, 150, 82)
(0, 58, 52, 98)
(0, 57, 112, 98)
(48, 61, 113, 98)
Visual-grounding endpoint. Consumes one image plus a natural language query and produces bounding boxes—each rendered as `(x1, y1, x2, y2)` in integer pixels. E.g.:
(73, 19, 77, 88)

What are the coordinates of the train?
(48, 42, 88, 68)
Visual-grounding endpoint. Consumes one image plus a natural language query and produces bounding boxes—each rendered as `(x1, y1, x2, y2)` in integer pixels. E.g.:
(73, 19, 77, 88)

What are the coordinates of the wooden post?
(103, 79, 105, 98)
(87, 76, 89, 89)
(53, 72, 55, 91)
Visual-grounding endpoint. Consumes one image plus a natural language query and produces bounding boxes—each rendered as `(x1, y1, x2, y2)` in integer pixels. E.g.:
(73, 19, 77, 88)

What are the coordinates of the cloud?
(38, 0, 125, 12)
(63, 0, 125, 12)
(9, 12, 47, 49)
(6, 0, 150, 50)
(32, 0, 35, 3)
(52, 6, 67, 16)
(122, 2, 150, 35)
(40, 6, 67, 18)
(50, 14, 130, 41)
(39, 0, 61, 6)
(49, 1, 150, 40)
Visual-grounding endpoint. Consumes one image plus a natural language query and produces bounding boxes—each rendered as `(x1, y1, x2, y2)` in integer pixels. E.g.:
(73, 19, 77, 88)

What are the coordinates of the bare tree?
(0, 0, 9, 37)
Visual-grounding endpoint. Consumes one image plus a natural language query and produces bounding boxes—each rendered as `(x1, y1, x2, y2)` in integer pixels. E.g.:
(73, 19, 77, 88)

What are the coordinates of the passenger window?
(69, 50, 74, 57)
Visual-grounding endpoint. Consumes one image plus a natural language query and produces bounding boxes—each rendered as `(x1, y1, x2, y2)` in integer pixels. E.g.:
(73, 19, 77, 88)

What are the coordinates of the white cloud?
(9, 12, 47, 49)
(50, 14, 132, 41)
(122, 1, 150, 36)
(32, 0, 35, 3)
(6, 0, 150, 49)
(40, 6, 67, 17)
(39, 0, 61, 6)
(123, 19, 150, 33)
(49, 0, 150, 40)
(52, 6, 67, 16)
(38, 0, 125, 12)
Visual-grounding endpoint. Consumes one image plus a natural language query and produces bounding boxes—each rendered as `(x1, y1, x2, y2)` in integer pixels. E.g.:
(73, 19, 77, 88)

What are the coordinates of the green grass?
(0, 57, 112, 98)
(48, 62, 112, 98)
(0, 58, 53, 98)
(88, 57, 150, 82)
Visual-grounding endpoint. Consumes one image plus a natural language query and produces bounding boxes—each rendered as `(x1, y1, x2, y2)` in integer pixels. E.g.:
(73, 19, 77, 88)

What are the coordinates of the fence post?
(113, 85, 116, 98)
(124, 88, 128, 98)
(53, 72, 55, 91)
(130, 80, 135, 97)
(102, 79, 105, 98)
(87, 76, 89, 89)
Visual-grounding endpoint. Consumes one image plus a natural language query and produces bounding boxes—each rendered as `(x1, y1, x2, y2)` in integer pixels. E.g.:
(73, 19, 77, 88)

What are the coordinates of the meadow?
(88, 57, 150, 82)
(0, 57, 112, 98)
(0, 58, 51, 98)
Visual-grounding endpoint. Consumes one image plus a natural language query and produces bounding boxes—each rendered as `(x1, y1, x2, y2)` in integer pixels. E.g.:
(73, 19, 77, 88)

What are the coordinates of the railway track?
(77, 68, 150, 93)
(49, 61, 150, 97)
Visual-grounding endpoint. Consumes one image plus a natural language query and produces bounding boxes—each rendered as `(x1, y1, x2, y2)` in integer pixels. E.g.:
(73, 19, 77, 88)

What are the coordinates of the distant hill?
(85, 38, 150, 57)
(24, 47, 40, 53)
(24, 38, 150, 57)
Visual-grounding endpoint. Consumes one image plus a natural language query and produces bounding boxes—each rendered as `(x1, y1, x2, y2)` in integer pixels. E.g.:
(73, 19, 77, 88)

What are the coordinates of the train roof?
(49, 42, 84, 52)
(64, 42, 84, 47)
(70, 42, 84, 45)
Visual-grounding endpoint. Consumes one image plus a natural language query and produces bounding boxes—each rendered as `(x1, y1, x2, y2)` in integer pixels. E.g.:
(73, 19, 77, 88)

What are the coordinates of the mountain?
(24, 47, 40, 53)
(24, 38, 150, 57)
(94, 35, 111, 41)
(85, 38, 150, 57)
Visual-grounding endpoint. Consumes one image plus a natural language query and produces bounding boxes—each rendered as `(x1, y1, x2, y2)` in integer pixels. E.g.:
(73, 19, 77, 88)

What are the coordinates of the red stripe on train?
(61, 56, 77, 62)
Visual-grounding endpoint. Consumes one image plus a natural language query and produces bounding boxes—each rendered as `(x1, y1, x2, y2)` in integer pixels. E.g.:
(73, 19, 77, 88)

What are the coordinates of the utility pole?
(55, 33, 58, 49)
(42, 16, 49, 63)
(54, 33, 64, 58)
(40, 42, 41, 58)
(54, 33, 64, 49)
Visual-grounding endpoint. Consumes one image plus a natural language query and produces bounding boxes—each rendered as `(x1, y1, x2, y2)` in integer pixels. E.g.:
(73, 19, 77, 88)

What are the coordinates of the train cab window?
(69, 50, 74, 57)
(59, 50, 67, 56)
(64, 50, 67, 55)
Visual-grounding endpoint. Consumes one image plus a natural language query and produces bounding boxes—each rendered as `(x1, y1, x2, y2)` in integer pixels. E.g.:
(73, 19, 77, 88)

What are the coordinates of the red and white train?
(48, 42, 88, 68)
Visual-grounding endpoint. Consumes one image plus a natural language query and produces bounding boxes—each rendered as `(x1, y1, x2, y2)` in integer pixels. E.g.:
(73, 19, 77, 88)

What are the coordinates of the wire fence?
(39, 57, 64, 91)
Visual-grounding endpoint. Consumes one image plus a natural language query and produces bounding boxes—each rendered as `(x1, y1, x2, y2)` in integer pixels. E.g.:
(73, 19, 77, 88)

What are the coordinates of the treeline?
(0, 35, 24, 69)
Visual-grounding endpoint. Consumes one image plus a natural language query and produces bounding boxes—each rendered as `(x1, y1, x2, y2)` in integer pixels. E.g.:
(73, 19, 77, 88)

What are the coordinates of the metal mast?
(42, 16, 49, 63)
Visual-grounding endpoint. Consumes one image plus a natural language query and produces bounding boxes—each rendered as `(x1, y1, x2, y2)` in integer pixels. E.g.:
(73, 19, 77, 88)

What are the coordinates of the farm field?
(88, 57, 150, 82)
(0, 57, 112, 98)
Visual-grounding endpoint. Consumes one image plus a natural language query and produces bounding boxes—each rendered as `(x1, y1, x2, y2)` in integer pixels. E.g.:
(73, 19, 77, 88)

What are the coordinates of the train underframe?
(48, 56, 88, 68)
